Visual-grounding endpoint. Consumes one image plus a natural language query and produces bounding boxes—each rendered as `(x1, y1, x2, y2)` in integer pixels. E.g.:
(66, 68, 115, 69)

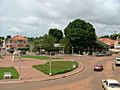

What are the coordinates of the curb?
(0, 62, 85, 84)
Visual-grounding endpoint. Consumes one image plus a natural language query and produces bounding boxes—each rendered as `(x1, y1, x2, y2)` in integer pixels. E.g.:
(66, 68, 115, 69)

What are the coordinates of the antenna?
(16, 32, 18, 50)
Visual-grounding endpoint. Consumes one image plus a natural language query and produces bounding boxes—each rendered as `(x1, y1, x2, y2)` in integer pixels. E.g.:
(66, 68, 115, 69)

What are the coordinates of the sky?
(0, 0, 120, 37)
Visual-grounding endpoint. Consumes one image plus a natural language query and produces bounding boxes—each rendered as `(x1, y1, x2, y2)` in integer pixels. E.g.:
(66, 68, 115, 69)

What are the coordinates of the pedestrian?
(112, 63, 115, 70)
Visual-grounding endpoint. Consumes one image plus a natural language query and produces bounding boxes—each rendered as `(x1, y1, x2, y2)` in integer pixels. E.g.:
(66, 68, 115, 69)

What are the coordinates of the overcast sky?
(0, 0, 120, 37)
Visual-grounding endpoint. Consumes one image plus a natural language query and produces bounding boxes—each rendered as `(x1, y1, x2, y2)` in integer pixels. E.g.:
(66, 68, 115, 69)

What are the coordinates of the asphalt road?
(0, 55, 119, 90)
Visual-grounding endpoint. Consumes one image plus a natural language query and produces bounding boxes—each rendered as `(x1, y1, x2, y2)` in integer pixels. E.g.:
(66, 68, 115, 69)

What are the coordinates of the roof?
(106, 79, 120, 83)
(10, 35, 27, 41)
(96, 40, 108, 48)
(98, 38, 116, 46)
(115, 58, 120, 60)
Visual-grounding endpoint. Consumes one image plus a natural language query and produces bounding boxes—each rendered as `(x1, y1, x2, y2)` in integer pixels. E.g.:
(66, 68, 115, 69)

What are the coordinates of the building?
(4, 35, 28, 50)
(98, 38, 116, 48)
(98, 38, 120, 53)
(114, 39, 120, 49)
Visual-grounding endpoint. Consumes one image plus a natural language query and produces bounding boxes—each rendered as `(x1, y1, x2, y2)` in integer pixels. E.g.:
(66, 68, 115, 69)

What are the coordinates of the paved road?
(0, 55, 120, 90)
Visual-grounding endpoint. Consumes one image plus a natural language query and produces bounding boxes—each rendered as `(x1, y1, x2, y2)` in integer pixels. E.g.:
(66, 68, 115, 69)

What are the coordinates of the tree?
(40, 34, 57, 52)
(100, 35, 110, 38)
(49, 28, 63, 42)
(32, 35, 57, 53)
(0, 36, 4, 40)
(0, 37, 4, 46)
(31, 37, 42, 52)
(59, 37, 72, 54)
(64, 19, 97, 54)
(95, 40, 108, 50)
(110, 33, 120, 40)
(27, 37, 35, 43)
(7, 35, 11, 39)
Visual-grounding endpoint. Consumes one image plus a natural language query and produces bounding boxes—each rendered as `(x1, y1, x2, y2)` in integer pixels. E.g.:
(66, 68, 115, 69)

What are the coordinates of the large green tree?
(49, 28, 63, 42)
(64, 19, 97, 54)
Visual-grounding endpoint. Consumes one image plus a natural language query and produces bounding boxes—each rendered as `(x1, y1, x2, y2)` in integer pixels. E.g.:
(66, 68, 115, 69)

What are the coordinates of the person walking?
(112, 63, 115, 70)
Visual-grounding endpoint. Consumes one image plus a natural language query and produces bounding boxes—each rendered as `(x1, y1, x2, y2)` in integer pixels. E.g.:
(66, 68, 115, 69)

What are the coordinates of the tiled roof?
(98, 38, 116, 46)
(10, 35, 27, 41)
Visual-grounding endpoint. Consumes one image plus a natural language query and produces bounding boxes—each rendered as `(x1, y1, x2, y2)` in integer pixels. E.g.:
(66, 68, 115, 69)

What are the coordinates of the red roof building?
(5, 35, 28, 49)
(98, 38, 116, 47)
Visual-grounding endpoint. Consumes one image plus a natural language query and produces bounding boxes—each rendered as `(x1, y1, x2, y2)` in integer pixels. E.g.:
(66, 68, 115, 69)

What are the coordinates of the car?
(94, 64, 103, 71)
(95, 52, 105, 57)
(102, 79, 120, 90)
(7, 48, 14, 53)
(115, 58, 120, 66)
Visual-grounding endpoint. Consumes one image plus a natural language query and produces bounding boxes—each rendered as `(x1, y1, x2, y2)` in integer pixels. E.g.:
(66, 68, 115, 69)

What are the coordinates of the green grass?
(22, 55, 62, 60)
(33, 61, 79, 75)
(0, 67, 19, 80)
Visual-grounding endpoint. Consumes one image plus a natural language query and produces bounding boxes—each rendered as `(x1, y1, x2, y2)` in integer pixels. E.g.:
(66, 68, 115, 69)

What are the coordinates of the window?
(109, 83, 120, 88)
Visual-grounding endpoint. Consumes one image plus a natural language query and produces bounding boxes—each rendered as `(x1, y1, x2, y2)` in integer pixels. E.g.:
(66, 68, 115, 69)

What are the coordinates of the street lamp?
(19, 53, 22, 80)
(63, 46, 64, 54)
(49, 52, 52, 76)
(71, 47, 76, 68)
(72, 47, 74, 59)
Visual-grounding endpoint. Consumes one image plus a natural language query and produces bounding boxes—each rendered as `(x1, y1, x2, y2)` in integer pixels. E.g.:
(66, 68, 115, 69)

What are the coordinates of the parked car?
(94, 64, 103, 71)
(102, 79, 120, 90)
(115, 58, 120, 66)
(95, 51, 112, 57)
(7, 48, 14, 53)
(95, 52, 105, 57)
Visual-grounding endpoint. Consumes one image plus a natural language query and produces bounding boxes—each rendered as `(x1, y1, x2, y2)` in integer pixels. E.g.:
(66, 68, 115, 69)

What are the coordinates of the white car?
(115, 58, 120, 66)
(102, 79, 120, 90)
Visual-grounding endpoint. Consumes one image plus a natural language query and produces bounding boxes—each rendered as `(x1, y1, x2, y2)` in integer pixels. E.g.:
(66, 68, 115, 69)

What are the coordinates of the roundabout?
(0, 53, 120, 90)
(0, 53, 84, 83)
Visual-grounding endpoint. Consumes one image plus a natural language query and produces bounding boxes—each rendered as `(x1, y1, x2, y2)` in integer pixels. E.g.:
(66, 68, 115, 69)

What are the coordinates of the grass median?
(22, 55, 63, 60)
(33, 61, 79, 76)
(0, 67, 19, 80)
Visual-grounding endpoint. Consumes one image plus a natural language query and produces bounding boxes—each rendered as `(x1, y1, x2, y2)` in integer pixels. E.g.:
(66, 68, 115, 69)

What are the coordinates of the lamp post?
(72, 47, 74, 59)
(19, 53, 22, 80)
(49, 52, 52, 76)
(71, 47, 76, 68)
(63, 46, 64, 54)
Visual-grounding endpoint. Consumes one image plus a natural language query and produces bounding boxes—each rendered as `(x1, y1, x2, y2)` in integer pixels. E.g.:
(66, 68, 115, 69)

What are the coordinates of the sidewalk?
(0, 54, 85, 84)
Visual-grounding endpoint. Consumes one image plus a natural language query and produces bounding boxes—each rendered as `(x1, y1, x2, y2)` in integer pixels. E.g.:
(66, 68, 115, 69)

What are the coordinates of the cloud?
(0, 0, 120, 37)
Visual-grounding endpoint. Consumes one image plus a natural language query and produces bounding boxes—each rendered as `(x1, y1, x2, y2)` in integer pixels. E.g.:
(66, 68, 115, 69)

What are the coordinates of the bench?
(4, 72, 11, 79)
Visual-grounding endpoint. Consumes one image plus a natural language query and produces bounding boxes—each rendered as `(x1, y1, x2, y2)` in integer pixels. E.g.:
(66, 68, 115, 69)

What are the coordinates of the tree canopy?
(49, 28, 63, 42)
(64, 19, 97, 54)
(100, 35, 110, 38)
(59, 37, 72, 54)
(0, 36, 4, 40)
(99, 33, 120, 40)
(110, 33, 120, 40)
(40, 34, 57, 51)
(32, 34, 57, 52)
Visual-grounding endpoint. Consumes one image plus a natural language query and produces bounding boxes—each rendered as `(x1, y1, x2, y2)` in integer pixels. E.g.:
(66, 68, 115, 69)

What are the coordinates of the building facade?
(4, 35, 28, 49)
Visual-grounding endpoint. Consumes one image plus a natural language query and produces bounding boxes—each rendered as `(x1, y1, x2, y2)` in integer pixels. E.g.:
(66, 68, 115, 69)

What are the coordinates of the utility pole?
(49, 52, 52, 76)
(19, 56, 22, 80)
